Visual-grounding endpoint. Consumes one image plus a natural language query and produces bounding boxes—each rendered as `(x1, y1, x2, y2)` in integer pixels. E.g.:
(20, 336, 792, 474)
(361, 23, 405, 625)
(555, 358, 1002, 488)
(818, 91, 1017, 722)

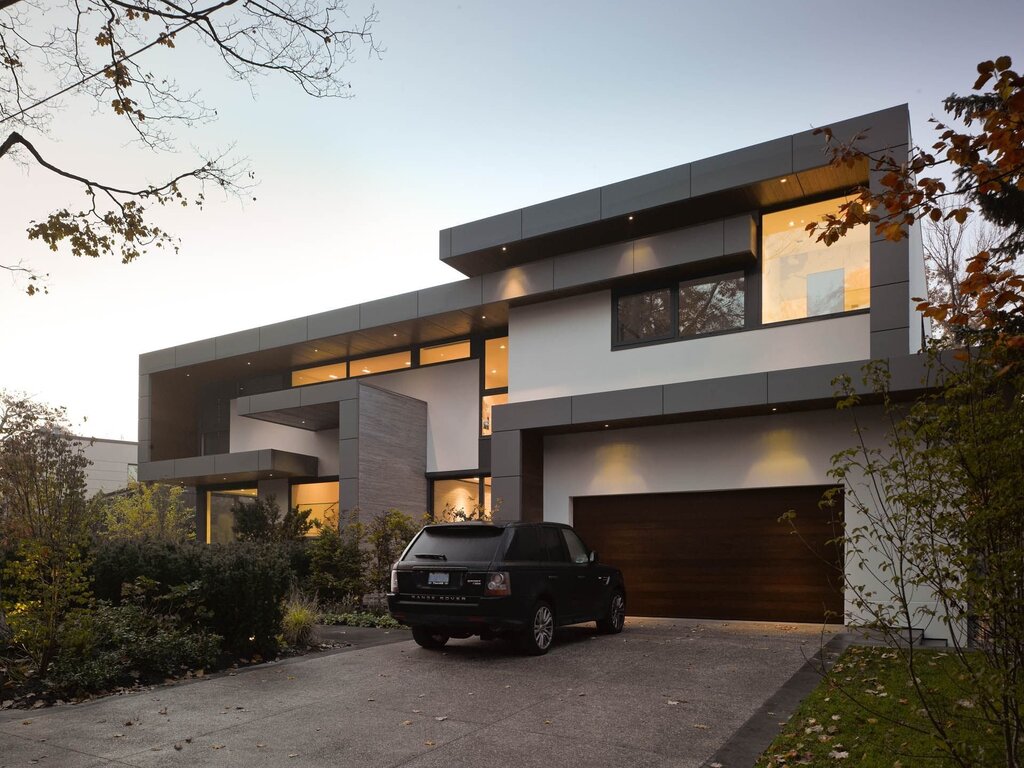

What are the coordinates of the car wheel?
(596, 591, 625, 634)
(518, 601, 555, 655)
(412, 626, 450, 650)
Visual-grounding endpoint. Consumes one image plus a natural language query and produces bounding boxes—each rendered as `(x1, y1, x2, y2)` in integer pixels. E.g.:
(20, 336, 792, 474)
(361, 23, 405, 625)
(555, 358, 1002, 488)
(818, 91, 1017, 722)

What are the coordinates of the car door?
(537, 525, 577, 623)
(561, 527, 605, 620)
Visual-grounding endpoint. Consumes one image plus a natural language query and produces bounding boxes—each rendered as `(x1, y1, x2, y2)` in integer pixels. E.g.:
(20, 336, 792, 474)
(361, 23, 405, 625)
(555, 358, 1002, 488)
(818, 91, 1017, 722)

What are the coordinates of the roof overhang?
(138, 449, 318, 486)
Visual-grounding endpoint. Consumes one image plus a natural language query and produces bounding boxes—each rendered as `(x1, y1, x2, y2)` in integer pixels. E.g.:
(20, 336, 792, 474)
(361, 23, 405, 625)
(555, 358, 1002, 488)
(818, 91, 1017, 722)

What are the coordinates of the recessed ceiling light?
(481, 315, 486, 320)
(246, 361, 251, 365)
(186, 373, 190, 377)
(604, 424, 609, 428)
(362, 367, 370, 374)
(404, 362, 411, 366)
(269, 473, 273, 477)
(328, 374, 338, 379)
(491, 369, 497, 374)
(393, 333, 398, 337)
(628, 215, 634, 221)
(780, 177, 788, 183)
(501, 246, 507, 252)
(499, 344, 506, 350)
(314, 348, 319, 352)
(772, 407, 778, 412)
(788, 221, 795, 227)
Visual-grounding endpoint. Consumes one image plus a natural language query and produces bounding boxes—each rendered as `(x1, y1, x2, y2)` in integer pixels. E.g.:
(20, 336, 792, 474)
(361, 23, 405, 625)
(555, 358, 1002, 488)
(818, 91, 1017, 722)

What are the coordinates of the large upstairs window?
(614, 274, 747, 348)
(762, 196, 870, 324)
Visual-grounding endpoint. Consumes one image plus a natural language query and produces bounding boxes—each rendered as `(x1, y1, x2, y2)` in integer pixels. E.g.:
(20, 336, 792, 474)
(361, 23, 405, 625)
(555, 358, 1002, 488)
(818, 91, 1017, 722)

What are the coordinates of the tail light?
(390, 568, 399, 593)
(485, 571, 511, 596)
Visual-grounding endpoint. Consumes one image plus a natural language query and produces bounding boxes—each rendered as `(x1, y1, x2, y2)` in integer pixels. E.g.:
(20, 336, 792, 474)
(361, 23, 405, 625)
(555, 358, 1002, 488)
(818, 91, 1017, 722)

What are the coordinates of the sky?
(1, 0, 1022, 440)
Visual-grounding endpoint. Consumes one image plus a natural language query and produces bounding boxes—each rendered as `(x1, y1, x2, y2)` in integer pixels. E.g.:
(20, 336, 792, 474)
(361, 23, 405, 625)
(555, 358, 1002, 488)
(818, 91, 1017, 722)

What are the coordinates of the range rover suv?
(387, 521, 626, 655)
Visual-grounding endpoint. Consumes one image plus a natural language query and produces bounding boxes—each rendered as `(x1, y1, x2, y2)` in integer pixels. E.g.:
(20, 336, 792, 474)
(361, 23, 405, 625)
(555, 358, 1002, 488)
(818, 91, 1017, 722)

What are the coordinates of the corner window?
(433, 476, 491, 522)
(678, 273, 745, 336)
(290, 481, 339, 536)
(762, 196, 870, 324)
(206, 488, 257, 544)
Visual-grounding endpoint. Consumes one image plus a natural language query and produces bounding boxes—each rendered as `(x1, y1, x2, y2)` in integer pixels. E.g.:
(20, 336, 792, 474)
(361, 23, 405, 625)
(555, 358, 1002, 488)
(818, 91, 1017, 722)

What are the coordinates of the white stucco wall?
(368, 358, 479, 473)
(508, 290, 871, 401)
(229, 402, 340, 476)
(542, 408, 951, 642)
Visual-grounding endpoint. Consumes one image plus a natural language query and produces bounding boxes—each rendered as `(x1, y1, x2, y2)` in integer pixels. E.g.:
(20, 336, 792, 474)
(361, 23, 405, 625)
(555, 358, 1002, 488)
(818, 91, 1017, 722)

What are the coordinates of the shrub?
(90, 539, 292, 659)
(366, 509, 421, 595)
(49, 601, 220, 694)
(317, 610, 402, 629)
(96, 482, 195, 542)
(233, 495, 314, 542)
(308, 510, 367, 604)
(281, 590, 318, 647)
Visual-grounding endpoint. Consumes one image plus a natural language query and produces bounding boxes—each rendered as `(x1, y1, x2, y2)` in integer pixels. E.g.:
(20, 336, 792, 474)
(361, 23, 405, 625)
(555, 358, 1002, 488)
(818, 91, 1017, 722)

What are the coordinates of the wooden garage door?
(573, 486, 843, 624)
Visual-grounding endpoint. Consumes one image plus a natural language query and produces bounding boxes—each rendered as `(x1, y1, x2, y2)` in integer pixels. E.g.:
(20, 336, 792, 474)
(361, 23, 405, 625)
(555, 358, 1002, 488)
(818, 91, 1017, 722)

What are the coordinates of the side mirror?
(589, 550, 599, 564)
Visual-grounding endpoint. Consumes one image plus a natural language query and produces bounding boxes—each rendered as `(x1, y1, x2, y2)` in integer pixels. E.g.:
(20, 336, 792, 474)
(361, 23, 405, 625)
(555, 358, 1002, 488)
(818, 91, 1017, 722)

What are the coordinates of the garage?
(572, 486, 843, 624)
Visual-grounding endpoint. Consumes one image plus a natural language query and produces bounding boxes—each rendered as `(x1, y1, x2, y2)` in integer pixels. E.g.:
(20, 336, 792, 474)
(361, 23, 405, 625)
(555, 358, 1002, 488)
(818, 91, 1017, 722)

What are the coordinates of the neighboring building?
(139, 105, 941, 636)
(76, 436, 138, 496)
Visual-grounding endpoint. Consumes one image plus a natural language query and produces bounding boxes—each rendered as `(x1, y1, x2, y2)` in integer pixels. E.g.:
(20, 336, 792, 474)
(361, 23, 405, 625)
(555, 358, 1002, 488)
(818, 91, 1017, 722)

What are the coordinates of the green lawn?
(755, 645, 1006, 767)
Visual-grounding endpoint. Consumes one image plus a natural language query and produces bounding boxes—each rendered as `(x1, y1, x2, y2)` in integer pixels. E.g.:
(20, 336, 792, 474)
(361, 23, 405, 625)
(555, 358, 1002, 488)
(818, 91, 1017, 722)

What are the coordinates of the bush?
(366, 509, 421, 595)
(49, 601, 220, 694)
(232, 496, 314, 542)
(90, 539, 293, 659)
(308, 510, 367, 604)
(317, 610, 402, 629)
(281, 590, 318, 647)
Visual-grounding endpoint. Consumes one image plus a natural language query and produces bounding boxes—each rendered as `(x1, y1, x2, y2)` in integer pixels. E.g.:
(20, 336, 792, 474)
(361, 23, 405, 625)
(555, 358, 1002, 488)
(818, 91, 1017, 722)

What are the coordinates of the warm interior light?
(405, 362, 411, 366)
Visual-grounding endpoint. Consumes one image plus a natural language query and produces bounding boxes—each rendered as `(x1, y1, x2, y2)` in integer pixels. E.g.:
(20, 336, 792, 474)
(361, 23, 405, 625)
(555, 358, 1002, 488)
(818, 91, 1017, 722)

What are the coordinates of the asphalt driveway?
(0, 618, 839, 768)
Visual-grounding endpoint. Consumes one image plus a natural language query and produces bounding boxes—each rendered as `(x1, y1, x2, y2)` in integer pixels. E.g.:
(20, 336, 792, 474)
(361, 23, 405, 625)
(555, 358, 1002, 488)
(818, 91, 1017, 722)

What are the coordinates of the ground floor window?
(206, 487, 257, 544)
(291, 480, 340, 534)
(432, 476, 491, 521)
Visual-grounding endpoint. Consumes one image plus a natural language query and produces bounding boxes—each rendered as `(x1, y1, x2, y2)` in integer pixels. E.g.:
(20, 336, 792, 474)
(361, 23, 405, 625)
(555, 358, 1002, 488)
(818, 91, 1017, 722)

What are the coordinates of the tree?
(801, 56, 1024, 767)
(0, 391, 95, 673)
(96, 481, 195, 541)
(923, 195, 1004, 340)
(1, 0, 380, 294)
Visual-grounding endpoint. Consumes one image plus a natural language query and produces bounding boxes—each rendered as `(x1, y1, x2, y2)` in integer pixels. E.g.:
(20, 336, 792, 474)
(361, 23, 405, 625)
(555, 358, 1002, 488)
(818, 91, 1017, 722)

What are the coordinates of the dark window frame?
(611, 270, 751, 350)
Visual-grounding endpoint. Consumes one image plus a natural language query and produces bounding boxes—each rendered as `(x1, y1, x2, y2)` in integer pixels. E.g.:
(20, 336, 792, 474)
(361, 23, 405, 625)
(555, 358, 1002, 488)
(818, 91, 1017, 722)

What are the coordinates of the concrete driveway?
(0, 618, 839, 768)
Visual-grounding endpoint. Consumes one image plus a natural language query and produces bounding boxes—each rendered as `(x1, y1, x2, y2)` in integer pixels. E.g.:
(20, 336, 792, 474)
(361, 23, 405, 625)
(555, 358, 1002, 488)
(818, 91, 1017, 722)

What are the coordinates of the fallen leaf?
(174, 743, 183, 751)
(434, 716, 447, 721)
(425, 740, 436, 747)
(402, 720, 413, 726)
(211, 744, 225, 750)
(667, 700, 679, 706)
(158, 707, 168, 716)
(693, 724, 709, 730)
(257, 743, 266, 749)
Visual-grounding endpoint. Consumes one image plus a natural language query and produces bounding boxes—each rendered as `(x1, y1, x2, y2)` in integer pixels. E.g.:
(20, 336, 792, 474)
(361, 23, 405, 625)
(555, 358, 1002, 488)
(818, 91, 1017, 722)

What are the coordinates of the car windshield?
(404, 526, 504, 563)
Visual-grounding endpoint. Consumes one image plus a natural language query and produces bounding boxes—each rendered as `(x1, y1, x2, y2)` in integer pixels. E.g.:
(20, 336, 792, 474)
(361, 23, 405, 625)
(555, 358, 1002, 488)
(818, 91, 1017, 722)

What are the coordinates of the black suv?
(387, 521, 626, 655)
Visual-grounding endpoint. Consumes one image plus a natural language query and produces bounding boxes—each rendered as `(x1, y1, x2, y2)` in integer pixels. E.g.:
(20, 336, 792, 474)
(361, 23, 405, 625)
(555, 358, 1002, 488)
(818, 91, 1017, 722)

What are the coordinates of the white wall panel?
(509, 291, 870, 401)
(369, 359, 479, 473)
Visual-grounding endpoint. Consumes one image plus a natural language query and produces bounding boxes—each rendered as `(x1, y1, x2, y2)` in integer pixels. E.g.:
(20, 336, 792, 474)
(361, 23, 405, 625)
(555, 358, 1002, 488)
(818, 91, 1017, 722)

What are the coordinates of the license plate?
(427, 572, 449, 586)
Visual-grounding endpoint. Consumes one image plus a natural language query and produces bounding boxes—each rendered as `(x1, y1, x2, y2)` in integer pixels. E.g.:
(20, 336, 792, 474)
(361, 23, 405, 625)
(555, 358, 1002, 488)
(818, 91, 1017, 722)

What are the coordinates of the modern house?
(139, 105, 939, 635)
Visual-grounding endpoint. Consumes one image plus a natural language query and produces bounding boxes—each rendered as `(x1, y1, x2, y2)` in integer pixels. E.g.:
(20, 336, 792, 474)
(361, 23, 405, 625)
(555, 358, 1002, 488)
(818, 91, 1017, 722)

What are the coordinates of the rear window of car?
(404, 526, 504, 563)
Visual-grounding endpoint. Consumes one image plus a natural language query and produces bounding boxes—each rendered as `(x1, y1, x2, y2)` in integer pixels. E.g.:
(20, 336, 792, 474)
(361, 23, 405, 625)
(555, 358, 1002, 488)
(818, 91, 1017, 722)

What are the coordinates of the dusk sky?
(1, 0, 1022, 440)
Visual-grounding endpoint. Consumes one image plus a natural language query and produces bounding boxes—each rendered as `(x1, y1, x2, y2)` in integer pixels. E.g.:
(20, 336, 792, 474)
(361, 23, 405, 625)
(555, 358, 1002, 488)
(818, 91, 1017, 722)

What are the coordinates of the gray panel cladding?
(870, 238, 911, 287)
(139, 347, 176, 374)
(260, 318, 308, 350)
(417, 278, 483, 317)
(481, 259, 555, 303)
(601, 164, 691, 219)
(553, 242, 634, 290)
(359, 291, 419, 329)
(870, 282, 910, 333)
(633, 222, 724, 273)
(451, 210, 523, 256)
(357, 385, 428, 518)
(307, 305, 360, 340)
(490, 430, 522, 478)
(216, 329, 260, 360)
(522, 189, 602, 239)
(175, 339, 216, 367)
(792, 105, 909, 173)
(663, 374, 767, 414)
(571, 386, 663, 424)
(691, 137, 793, 197)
